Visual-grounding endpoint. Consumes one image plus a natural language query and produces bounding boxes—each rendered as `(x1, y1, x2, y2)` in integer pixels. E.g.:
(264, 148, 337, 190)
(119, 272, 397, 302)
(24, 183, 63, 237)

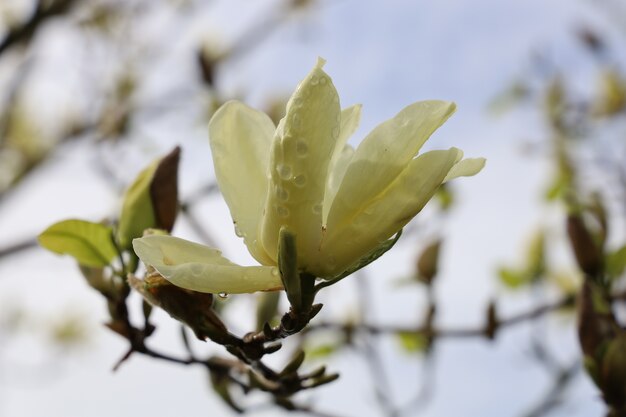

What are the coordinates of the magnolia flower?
(133, 58, 485, 294)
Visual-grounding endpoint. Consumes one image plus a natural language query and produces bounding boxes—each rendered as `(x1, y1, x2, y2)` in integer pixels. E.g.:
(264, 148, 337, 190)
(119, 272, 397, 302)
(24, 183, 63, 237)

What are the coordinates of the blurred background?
(1, 0, 626, 416)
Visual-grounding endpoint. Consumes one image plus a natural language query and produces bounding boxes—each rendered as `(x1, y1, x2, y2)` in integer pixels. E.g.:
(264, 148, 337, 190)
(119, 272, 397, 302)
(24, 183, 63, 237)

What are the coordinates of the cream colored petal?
(326, 101, 456, 233)
(323, 144, 354, 224)
(443, 157, 486, 182)
(322, 105, 361, 224)
(313, 148, 461, 278)
(209, 101, 274, 265)
(133, 236, 282, 294)
(260, 58, 341, 269)
(335, 105, 362, 154)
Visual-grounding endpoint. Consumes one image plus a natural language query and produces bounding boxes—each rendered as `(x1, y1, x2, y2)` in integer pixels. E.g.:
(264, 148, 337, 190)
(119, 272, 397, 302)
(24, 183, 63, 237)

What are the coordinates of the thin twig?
(0, 238, 38, 258)
(0, 0, 79, 57)
(310, 294, 577, 339)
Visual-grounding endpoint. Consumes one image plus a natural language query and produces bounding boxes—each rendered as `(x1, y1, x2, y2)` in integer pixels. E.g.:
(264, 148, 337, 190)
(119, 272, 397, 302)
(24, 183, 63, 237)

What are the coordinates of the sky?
(0, 0, 622, 416)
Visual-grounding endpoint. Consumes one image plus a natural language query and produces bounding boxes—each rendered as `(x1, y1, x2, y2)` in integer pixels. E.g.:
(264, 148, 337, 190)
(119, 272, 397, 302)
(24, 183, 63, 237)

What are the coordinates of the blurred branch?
(0, 238, 38, 258)
(0, 0, 79, 57)
(520, 361, 581, 417)
(310, 294, 577, 339)
(353, 273, 398, 417)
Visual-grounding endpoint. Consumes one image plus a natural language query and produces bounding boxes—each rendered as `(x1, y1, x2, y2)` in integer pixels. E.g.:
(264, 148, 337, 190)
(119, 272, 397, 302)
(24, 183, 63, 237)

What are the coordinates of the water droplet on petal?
(319, 76, 327, 85)
(277, 164, 292, 180)
(277, 206, 290, 218)
(234, 224, 245, 237)
(218, 292, 229, 299)
(271, 267, 280, 277)
(276, 186, 289, 201)
(310, 76, 319, 85)
(294, 174, 306, 187)
(293, 97, 303, 107)
(312, 203, 322, 214)
(296, 139, 308, 157)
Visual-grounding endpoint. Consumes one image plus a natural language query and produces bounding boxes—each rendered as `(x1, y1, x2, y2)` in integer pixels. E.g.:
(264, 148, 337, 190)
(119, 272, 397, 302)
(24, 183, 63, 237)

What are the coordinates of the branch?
(0, 238, 38, 258)
(0, 0, 79, 57)
(309, 294, 577, 340)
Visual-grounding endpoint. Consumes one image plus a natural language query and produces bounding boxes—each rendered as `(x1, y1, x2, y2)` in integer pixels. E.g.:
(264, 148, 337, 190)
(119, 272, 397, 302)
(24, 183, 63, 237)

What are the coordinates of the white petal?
(443, 157, 486, 182)
(314, 148, 461, 278)
(133, 236, 282, 294)
(209, 101, 274, 265)
(260, 58, 341, 268)
(326, 100, 456, 233)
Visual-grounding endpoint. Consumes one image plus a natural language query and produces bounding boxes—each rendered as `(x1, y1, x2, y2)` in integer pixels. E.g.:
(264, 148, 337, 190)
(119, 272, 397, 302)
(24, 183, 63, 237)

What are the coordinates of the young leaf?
(38, 219, 118, 267)
(397, 331, 429, 353)
(117, 147, 180, 249)
(117, 161, 158, 249)
(606, 245, 626, 279)
(498, 267, 530, 289)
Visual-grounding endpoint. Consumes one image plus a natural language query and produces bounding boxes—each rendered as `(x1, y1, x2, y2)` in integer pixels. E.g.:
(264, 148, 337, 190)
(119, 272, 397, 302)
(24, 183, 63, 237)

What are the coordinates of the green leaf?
(306, 343, 339, 360)
(117, 147, 180, 249)
(606, 245, 626, 279)
(435, 183, 454, 211)
(397, 331, 429, 353)
(498, 267, 531, 289)
(117, 161, 158, 249)
(39, 219, 118, 267)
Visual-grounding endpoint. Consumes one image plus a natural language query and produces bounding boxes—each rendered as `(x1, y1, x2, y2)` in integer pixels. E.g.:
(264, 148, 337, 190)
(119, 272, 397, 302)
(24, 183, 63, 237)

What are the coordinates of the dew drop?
(271, 267, 280, 277)
(293, 97, 303, 107)
(312, 203, 322, 214)
(277, 206, 290, 218)
(276, 186, 289, 201)
(218, 292, 229, 299)
(319, 76, 328, 85)
(293, 174, 307, 187)
(310, 75, 319, 85)
(296, 139, 308, 156)
(277, 164, 292, 180)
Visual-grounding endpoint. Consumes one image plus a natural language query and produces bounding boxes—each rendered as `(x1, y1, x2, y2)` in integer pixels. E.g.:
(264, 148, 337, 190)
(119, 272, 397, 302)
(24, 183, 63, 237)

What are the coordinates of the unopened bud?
(601, 334, 626, 411)
(128, 274, 235, 345)
(416, 240, 441, 285)
(567, 214, 603, 276)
